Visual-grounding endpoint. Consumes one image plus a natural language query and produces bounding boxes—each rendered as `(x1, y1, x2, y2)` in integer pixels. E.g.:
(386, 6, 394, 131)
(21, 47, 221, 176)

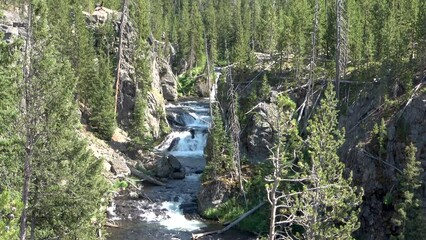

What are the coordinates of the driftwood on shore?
(127, 164, 166, 186)
(191, 201, 266, 239)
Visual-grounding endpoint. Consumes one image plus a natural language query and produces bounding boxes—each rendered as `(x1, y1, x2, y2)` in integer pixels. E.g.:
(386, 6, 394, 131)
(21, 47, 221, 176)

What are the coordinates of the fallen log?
(105, 222, 120, 228)
(127, 164, 165, 186)
(192, 201, 266, 239)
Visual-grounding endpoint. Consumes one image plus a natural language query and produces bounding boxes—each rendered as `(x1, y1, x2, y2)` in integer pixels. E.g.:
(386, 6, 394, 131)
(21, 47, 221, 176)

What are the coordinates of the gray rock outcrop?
(241, 102, 278, 162)
(158, 59, 178, 101)
(85, 8, 170, 139)
(0, 10, 26, 43)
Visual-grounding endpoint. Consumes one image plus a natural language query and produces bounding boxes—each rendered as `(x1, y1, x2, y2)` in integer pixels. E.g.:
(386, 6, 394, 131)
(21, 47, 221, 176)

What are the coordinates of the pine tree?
(28, 41, 108, 240)
(233, 0, 254, 68)
(0, 33, 23, 189)
(204, 103, 233, 181)
(69, 3, 116, 140)
(188, 0, 205, 69)
(249, 0, 261, 51)
(129, 0, 157, 147)
(391, 143, 424, 239)
(88, 52, 116, 140)
(18, 1, 108, 238)
(72, 3, 99, 106)
(0, 33, 23, 240)
(287, 0, 312, 81)
(259, 73, 271, 101)
(417, 1, 426, 65)
(176, 0, 190, 72)
(204, 0, 218, 65)
(149, 0, 165, 39)
(300, 84, 362, 239)
(271, 85, 363, 239)
(266, 94, 300, 240)
(259, 0, 277, 55)
(216, 0, 233, 61)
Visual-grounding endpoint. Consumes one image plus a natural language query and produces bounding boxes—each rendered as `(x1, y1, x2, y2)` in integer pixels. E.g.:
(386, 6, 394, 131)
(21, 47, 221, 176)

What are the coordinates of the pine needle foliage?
(298, 84, 363, 239)
(0, 34, 23, 189)
(268, 85, 363, 239)
(391, 143, 425, 239)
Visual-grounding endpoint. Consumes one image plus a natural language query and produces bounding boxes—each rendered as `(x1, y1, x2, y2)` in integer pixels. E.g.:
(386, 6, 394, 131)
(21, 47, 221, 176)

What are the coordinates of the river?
(107, 98, 256, 240)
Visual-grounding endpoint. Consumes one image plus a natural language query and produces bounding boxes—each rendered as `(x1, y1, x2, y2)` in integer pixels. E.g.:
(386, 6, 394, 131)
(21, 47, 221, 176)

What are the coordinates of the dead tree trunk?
(299, 0, 320, 133)
(192, 201, 265, 239)
(114, 0, 129, 116)
(267, 148, 280, 240)
(336, 0, 348, 99)
(204, 32, 213, 119)
(225, 67, 246, 203)
(20, 3, 33, 239)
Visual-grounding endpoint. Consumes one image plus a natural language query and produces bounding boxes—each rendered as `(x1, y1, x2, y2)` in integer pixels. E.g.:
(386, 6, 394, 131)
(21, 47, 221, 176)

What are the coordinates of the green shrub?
(0, 189, 22, 240)
(112, 180, 128, 191)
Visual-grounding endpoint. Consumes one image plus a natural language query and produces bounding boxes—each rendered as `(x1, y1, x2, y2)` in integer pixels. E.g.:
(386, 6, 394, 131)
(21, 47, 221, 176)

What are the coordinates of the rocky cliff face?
(340, 86, 425, 239)
(86, 7, 178, 140)
(0, 10, 25, 43)
(237, 79, 425, 238)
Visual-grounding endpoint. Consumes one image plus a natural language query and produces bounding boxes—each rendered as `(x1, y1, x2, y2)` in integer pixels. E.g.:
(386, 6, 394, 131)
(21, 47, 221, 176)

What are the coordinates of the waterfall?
(156, 101, 211, 158)
(107, 69, 227, 239)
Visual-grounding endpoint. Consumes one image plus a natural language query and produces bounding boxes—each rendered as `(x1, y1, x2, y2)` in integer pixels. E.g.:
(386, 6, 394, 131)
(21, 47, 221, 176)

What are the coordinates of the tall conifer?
(18, 1, 108, 238)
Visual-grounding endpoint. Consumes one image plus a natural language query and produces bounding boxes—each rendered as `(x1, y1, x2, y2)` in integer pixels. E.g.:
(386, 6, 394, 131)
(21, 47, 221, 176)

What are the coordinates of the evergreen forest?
(0, 0, 425, 239)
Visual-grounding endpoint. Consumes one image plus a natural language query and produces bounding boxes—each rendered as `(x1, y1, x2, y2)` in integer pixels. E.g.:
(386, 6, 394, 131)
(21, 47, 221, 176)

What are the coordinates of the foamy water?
(138, 197, 206, 231)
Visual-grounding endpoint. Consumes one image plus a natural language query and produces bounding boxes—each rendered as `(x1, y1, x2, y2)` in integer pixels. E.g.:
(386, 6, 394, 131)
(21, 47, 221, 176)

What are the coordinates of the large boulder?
(154, 154, 186, 179)
(241, 102, 278, 162)
(91, 7, 119, 24)
(194, 75, 211, 97)
(158, 59, 178, 101)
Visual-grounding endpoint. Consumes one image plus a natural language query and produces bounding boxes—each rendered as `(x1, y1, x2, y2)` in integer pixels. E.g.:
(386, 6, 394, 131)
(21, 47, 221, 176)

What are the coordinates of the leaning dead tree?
(335, 0, 348, 99)
(298, 0, 320, 133)
(114, 0, 129, 116)
(192, 201, 266, 239)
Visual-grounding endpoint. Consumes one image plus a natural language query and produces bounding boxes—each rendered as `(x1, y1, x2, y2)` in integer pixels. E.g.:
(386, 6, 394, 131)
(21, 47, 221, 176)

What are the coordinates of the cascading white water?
(138, 174, 205, 231)
(156, 102, 211, 157)
(140, 100, 214, 231)
(210, 69, 221, 103)
(107, 68, 256, 239)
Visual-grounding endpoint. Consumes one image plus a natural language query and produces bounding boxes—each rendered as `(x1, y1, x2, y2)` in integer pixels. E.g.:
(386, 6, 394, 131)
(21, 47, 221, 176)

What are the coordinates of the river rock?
(155, 154, 185, 179)
(167, 137, 180, 151)
(171, 168, 185, 180)
(155, 156, 173, 178)
(168, 154, 182, 170)
(180, 202, 198, 215)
